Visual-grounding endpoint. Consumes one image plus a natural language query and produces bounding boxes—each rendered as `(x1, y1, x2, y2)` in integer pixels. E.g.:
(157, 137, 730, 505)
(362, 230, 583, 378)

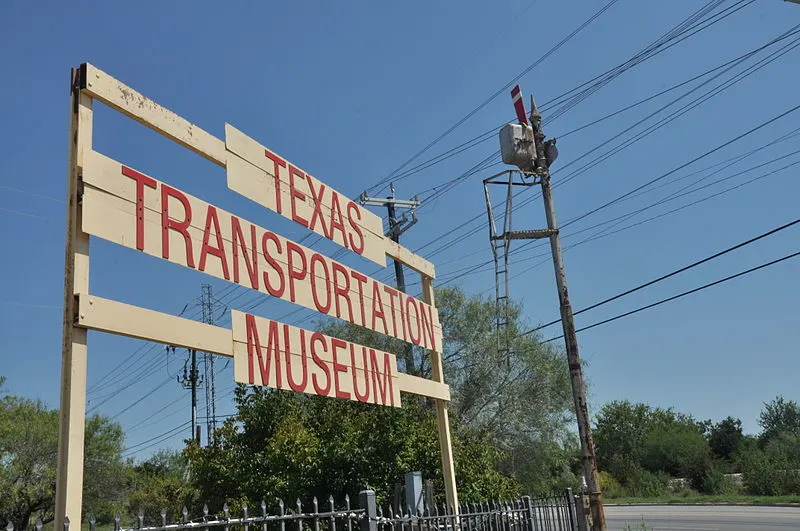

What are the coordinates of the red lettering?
(350, 271, 368, 325)
(405, 296, 421, 345)
(398, 292, 408, 341)
(285, 327, 308, 393)
(231, 217, 258, 289)
(329, 191, 346, 243)
(311, 332, 331, 396)
(198, 206, 230, 280)
(261, 232, 285, 297)
(371, 282, 388, 334)
(346, 202, 365, 254)
(246, 314, 282, 388)
(307, 179, 330, 238)
(288, 165, 309, 227)
(332, 262, 354, 322)
(160, 184, 194, 267)
(310, 253, 332, 313)
(382, 285, 399, 337)
(350, 344, 371, 403)
(370, 349, 395, 406)
(265, 150, 286, 214)
(121, 166, 156, 251)
(420, 304, 436, 351)
(286, 241, 307, 302)
(331, 338, 350, 400)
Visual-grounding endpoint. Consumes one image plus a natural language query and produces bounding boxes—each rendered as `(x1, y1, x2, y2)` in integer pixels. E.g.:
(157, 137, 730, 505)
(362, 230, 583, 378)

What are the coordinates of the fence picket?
(50, 490, 576, 531)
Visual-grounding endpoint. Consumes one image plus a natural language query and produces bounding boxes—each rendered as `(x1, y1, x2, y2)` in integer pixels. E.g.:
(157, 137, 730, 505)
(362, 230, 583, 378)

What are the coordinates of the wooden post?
(421, 275, 458, 511)
(55, 67, 93, 530)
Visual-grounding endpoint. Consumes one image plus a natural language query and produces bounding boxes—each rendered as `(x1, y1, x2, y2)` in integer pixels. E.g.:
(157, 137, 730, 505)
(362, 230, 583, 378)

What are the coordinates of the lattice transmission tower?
(200, 284, 217, 445)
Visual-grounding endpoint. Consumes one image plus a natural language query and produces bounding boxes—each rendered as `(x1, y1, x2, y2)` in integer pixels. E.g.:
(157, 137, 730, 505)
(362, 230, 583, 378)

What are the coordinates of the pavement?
(604, 505, 800, 530)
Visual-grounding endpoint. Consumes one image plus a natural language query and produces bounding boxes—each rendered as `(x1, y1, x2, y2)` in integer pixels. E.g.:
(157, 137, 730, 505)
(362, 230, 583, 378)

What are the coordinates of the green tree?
(642, 424, 710, 478)
(593, 401, 710, 489)
(185, 286, 571, 504)
(185, 387, 519, 508)
(0, 379, 128, 529)
(319, 286, 577, 493)
(126, 450, 197, 525)
(593, 401, 653, 481)
(759, 396, 800, 445)
(738, 442, 800, 496)
(709, 416, 743, 461)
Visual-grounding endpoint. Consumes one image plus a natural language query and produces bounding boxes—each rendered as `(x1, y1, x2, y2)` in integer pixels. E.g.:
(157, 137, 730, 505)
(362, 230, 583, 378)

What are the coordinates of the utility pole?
(530, 96, 606, 531)
(360, 184, 420, 293)
(360, 185, 420, 373)
(498, 86, 605, 530)
(176, 346, 202, 442)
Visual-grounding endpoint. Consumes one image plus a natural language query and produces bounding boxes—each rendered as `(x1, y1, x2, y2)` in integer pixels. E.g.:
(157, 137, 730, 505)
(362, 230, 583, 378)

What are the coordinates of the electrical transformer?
(499, 123, 537, 170)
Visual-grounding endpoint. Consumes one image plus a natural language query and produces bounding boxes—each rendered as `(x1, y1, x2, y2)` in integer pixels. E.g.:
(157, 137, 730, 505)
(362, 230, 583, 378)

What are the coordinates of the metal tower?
(200, 284, 217, 445)
(483, 170, 549, 361)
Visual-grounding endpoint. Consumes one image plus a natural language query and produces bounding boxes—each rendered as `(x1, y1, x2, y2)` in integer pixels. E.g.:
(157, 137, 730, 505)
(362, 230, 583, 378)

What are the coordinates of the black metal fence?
(4, 490, 586, 531)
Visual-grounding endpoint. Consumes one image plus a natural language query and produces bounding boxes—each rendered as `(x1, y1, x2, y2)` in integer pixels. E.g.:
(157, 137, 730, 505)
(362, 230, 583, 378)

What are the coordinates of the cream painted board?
(82, 63, 226, 166)
(226, 152, 387, 266)
(76, 293, 232, 356)
(395, 372, 450, 402)
(384, 238, 435, 279)
(225, 125, 386, 265)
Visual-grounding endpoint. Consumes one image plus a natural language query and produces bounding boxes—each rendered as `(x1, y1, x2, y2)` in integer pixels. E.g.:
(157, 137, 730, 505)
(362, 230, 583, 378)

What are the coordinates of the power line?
(0, 207, 50, 221)
(388, 0, 754, 195)
(106, 375, 174, 420)
(231, 1, 760, 316)
(0, 185, 64, 203)
(435, 154, 800, 287)
(0, 300, 60, 309)
(561, 102, 800, 231)
(396, 28, 798, 281)
(366, 0, 622, 196)
(544, 0, 755, 123)
(541, 248, 800, 343)
(122, 421, 190, 457)
(526, 216, 800, 334)
(395, 88, 800, 288)
(549, 26, 800, 194)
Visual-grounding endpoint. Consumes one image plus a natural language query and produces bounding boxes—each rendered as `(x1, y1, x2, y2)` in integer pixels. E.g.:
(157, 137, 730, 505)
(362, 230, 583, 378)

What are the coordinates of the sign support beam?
(55, 67, 93, 531)
(422, 276, 459, 511)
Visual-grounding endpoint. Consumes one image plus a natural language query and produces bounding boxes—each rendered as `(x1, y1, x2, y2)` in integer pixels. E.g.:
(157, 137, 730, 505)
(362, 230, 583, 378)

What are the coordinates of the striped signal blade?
(511, 84, 529, 126)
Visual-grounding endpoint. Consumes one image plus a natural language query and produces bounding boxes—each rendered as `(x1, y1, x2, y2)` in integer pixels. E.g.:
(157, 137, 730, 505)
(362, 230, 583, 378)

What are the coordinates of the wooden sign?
(226, 124, 387, 266)
(80, 149, 443, 351)
(57, 63, 459, 529)
(232, 311, 401, 407)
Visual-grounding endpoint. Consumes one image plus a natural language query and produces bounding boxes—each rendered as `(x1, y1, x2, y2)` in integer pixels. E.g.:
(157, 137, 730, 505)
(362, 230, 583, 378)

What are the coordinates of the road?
(604, 505, 800, 530)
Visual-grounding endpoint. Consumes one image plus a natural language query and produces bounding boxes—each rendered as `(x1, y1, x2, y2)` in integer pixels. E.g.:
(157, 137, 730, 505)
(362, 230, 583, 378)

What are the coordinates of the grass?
(607, 494, 800, 505)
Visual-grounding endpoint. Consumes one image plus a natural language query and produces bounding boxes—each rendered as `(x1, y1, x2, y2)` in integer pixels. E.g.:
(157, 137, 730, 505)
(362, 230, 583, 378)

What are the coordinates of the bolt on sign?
(56, 63, 459, 531)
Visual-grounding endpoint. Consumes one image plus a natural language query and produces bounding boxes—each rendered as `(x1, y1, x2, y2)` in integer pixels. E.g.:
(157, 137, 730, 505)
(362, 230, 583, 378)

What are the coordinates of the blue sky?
(1, 0, 799, 458)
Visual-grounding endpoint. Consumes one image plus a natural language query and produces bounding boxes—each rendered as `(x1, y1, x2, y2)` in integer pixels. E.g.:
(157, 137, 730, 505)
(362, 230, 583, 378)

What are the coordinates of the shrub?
(625, 468, 670, 498)
(643, 425, 710, 478)
(739, 446, 800, 495)
(598, 471, 628, 499)
(690, 461, 735, 495)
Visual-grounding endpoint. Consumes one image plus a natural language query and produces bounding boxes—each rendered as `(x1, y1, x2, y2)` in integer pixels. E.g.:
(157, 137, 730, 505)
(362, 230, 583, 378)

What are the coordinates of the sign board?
(81, 150, 443, 351)
(56, 62, 459, 529)
(232, 311, 401, 407)
(226, 125, 388, 267)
